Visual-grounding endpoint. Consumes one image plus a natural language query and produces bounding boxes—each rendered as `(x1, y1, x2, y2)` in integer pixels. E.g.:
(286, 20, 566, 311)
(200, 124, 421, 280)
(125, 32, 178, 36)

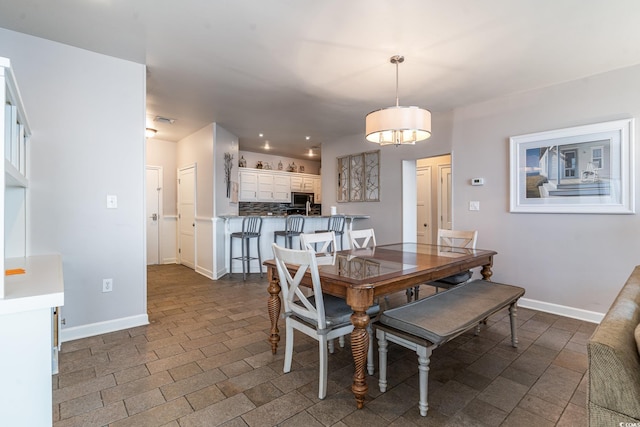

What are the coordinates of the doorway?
(146, 166, 163, 265)
(413, 154, 452, 243)
(178, 165, 196, 269)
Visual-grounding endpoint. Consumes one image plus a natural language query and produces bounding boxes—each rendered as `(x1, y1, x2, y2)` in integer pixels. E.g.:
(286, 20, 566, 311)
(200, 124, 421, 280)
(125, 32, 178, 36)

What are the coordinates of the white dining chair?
(272, 243, 380, 399)
(410, 229, 478, 301)
(348, 228, 376, 249)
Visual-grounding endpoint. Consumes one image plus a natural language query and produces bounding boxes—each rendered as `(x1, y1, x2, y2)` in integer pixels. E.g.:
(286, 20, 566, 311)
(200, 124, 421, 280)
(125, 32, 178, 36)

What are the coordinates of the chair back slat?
(438, 229, 477, 249)
(272, 243, 326, 329)
(242, 216, 263, 234)
(327, 215, 346, 233)
(348, 228, 376, 249)
(300, 231, 337, 255)
(285, 215, 305, 233)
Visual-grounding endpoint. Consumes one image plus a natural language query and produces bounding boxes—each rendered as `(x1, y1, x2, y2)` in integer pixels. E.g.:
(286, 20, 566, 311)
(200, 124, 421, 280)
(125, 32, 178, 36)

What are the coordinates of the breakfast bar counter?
(219, 214, 370, 274)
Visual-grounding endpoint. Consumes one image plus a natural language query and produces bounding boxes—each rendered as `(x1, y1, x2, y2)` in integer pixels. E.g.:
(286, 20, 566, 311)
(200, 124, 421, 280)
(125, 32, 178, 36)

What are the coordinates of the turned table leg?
(267, 267, 281, 354)
(481, 257, 493, 281)
(347, 286, 374, 409)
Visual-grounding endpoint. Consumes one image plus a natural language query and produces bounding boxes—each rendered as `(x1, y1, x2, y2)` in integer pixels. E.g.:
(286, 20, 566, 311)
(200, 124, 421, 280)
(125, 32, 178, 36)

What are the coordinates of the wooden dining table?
(263, 242, 497, 410)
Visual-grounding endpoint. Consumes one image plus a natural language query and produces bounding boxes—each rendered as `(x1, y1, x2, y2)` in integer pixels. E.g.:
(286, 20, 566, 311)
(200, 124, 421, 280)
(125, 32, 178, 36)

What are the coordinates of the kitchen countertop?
(219, 214, 370, 219)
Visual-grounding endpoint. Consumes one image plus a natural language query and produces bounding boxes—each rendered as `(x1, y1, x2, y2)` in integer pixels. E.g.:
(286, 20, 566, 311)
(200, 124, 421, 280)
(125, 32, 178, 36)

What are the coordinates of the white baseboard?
(195, 265, 214, 279)
(162, 258, 178, 264)
(519, 297, 603, 324)
(60, 314, 149, 343)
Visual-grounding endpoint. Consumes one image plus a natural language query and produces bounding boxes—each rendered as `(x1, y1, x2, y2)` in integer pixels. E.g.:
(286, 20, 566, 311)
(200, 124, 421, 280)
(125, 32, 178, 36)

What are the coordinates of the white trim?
(164, 214, 178, 219)
(162, 258, 178, 264)
(59, 314, 149, 343)
(195, 265, 214, 279)
(195, 216, 214, 222)
(146, 165, 163, 266)
(518, 297, 603, 324)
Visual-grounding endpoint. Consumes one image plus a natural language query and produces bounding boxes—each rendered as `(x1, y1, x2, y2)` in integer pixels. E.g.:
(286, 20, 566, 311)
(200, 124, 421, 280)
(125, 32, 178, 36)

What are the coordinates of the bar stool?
(229, 216, 263, 280)
(273, 215, 305, 249)
(315, 214, 346, 251)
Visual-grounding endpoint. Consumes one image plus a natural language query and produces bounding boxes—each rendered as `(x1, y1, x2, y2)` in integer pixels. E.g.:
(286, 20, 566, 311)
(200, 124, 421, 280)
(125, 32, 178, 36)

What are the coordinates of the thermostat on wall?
(471, 178, 484, 186)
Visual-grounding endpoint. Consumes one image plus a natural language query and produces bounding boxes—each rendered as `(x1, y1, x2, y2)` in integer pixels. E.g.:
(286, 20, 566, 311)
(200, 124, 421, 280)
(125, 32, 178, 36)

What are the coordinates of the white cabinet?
(273, 174, 290, 202)
(290, 174, 315, 192)
(239, 168, 318, 203)
(313, 176, 322, 204)
(0, 57, 64, 427)
(239, 170, 258, 201)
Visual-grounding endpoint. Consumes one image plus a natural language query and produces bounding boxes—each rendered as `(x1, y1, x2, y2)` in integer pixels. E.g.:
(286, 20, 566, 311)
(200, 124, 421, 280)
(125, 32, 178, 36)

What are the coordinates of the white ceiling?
(1, 0, 640, 159)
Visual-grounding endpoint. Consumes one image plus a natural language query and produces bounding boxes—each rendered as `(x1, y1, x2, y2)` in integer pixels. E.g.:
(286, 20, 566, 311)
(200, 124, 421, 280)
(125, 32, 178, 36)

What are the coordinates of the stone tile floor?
(52, 264, 595, 426)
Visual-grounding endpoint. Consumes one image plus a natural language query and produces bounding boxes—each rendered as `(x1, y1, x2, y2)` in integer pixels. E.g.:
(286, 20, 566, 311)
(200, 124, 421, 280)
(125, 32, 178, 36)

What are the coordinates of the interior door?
(416, 166, 432, 244)
(439, 165, 452, 230)
(146, 166, 161, 265)
(178, 165, 196, 269)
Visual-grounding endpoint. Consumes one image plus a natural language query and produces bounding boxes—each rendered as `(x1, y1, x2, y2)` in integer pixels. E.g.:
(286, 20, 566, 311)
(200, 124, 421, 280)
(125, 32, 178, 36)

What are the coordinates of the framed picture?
(510, 119, 634, 214)
(336, 150, 380, 202)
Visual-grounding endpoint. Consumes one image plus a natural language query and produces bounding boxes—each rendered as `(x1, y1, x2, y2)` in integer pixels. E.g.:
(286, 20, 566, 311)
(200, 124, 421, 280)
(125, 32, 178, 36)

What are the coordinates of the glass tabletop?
(314, 243, 494, 284)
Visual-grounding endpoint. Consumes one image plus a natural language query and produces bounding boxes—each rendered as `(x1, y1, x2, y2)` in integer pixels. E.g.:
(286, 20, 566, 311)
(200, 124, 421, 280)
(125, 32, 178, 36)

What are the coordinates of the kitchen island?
(219, 214, 370, 275)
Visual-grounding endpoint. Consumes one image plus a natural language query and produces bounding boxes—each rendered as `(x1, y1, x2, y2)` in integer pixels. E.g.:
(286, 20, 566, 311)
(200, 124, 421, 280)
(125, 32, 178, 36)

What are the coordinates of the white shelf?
(5, 159, 28, 187)
(0, 254, 64, 315)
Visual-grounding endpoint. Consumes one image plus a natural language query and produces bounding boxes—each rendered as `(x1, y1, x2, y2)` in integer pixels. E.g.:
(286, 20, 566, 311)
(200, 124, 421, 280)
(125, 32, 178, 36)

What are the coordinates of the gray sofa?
(588, 265, 640, 425)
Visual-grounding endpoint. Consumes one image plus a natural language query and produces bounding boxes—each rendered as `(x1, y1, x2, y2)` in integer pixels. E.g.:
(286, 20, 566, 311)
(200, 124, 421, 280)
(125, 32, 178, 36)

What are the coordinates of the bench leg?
(376, 329, 388, 392)
(417, 345, 433, 417)
(509, 302, 519, 348)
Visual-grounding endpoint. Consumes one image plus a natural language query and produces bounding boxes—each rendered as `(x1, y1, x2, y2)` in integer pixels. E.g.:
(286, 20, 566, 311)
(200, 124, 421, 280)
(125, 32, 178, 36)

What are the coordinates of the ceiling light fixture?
(264, 140, 270, 150)
(145, 128, 157, 138)
(365, 55, 431, 146)
(153, 116, 175, 124)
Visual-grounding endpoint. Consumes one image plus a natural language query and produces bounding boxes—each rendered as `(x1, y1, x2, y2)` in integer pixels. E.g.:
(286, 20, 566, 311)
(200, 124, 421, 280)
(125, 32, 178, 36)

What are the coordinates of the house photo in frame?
(509, 118, 634, 214)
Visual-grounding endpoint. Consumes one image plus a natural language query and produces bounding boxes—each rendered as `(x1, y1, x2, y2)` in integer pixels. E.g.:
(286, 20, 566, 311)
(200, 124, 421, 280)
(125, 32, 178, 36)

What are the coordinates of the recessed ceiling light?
(145, 128, 157, 138)
(305, 136, 310, 140)
(259, 133, 264, 138)
(264, 140, 270, 149)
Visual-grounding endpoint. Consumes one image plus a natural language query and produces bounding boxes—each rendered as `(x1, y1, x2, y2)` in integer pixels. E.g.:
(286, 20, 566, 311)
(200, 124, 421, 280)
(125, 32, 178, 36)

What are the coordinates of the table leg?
(347, 286, 374, 409)
(481, 257, 493, 281)
(267, 267, 281, 354)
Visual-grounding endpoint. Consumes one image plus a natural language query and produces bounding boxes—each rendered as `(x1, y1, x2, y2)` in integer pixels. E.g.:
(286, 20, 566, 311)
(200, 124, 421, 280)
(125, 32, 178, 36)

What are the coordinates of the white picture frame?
(509, 119, 634, 214)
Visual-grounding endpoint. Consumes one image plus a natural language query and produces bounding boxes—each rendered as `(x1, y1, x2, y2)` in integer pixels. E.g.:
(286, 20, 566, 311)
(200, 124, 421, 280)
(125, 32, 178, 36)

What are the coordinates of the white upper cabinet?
(239, 168, 319, 203)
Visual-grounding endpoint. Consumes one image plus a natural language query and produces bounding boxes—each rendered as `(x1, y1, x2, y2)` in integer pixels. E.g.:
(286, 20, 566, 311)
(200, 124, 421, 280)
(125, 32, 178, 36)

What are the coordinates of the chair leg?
(242, 238, 248, 280)
(283, 320, 294, 373)
(406, 288, 413, 303)
(229, 237, 233, 276)
(414, 285, 420, 300)
(417, 346, 433, 417)
(257, 236, 263, 278)
(318, 336, 329, 399)
(328, 339, 335, 354)
(339, 336, 345, 348)
(509, 302, 519, 348)
(376, 328, 388, 392)
(367, 326, 374, 376)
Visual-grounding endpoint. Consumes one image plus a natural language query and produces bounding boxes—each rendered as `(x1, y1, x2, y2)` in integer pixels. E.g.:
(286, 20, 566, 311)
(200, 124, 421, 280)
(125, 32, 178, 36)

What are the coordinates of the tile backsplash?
(239, 202, 321, 216)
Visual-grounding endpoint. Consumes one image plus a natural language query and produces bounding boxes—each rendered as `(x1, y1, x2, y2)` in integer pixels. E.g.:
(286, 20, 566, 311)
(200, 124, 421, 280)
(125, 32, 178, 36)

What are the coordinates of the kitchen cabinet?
(313, 176, 322, 204)
(273, 174, 290, 202)
(239, 169, 291, 202)
(290, 174, 315, 192)
(239, 170, 258, 201)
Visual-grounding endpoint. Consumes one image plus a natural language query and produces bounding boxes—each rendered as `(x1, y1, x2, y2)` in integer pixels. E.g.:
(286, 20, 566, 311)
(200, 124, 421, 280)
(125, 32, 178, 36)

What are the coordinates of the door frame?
(146, 165, 163, 265)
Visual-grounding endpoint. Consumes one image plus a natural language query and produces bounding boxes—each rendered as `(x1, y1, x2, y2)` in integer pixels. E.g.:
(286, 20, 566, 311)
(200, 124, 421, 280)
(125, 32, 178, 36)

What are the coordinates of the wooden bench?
(374, 279, 525, 416)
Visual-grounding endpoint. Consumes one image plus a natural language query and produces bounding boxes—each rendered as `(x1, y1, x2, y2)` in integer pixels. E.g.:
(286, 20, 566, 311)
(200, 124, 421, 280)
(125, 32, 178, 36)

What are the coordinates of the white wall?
(452, 64, 640, 319)
(0, 28, 148, 337)
(321, 112, 453, 245)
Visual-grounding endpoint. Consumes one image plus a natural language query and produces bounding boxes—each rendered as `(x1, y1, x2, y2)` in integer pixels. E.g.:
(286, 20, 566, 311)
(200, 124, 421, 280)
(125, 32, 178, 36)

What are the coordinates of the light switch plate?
(469, 201, 480, 211)
(107, 195, 117, 209)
